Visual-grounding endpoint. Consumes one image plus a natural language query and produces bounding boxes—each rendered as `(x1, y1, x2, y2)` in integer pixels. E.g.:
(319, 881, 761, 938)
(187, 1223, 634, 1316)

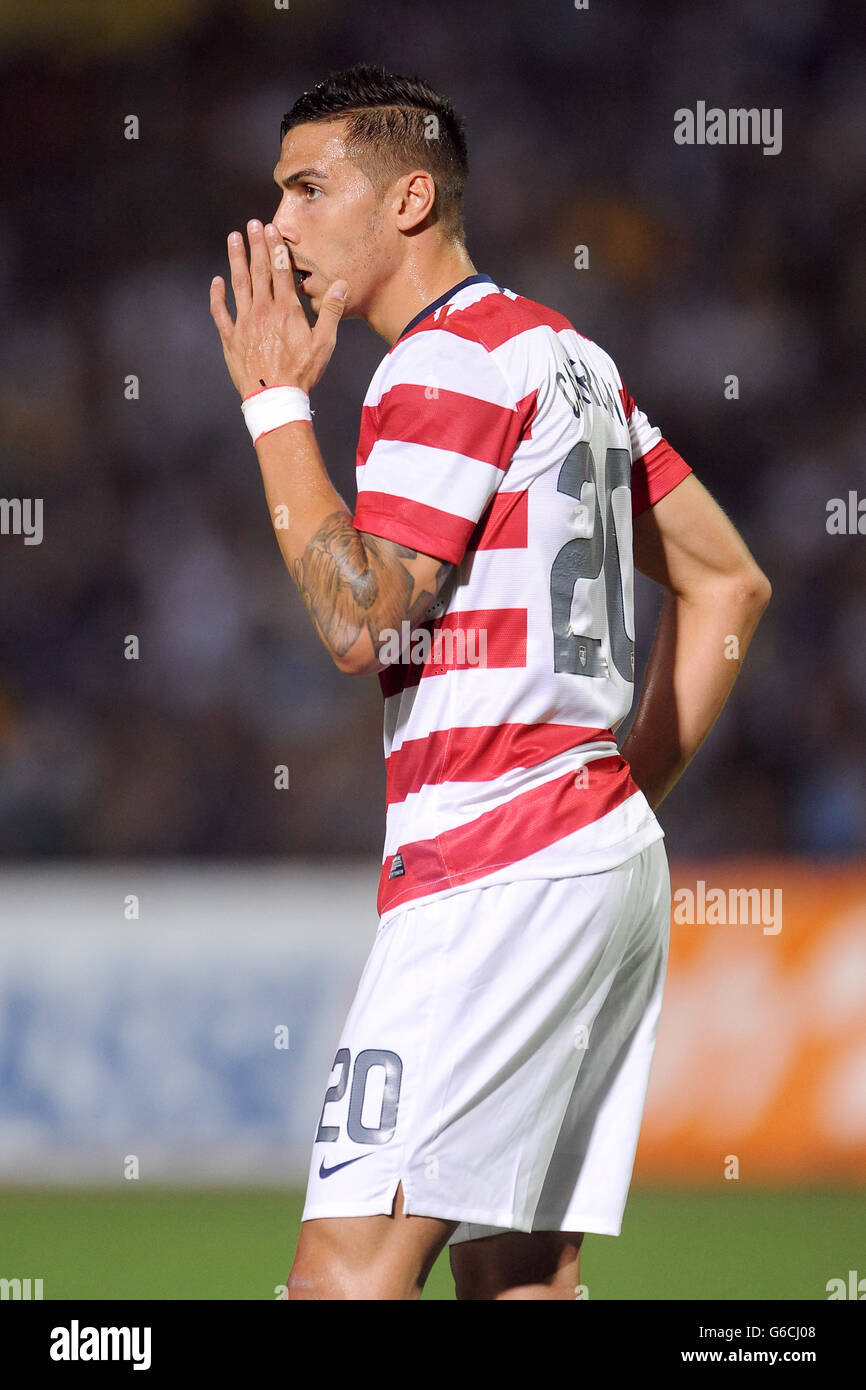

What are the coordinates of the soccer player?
(210, 63, 771, 1301)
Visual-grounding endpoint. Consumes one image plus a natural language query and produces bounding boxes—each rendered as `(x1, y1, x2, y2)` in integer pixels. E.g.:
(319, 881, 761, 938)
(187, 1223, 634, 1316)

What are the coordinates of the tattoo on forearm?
(291, 511, 450, 661)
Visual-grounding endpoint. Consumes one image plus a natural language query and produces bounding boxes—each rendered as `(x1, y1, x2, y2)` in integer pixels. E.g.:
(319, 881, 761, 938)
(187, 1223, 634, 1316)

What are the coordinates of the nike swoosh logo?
(318, 1154, 371, 1179)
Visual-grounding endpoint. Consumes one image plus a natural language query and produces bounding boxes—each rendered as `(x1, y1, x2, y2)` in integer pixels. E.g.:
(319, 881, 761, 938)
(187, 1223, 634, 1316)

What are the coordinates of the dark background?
(1, 0, 864, 862)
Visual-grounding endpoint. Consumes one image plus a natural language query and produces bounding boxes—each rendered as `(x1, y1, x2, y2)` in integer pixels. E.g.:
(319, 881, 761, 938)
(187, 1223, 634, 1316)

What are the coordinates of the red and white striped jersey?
(352, 274, 692, 920)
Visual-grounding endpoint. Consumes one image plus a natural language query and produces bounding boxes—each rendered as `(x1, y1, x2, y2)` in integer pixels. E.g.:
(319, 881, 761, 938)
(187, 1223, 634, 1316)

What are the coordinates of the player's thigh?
(289, 1182, 457, 1299)
(450, 1228, 585, 1301)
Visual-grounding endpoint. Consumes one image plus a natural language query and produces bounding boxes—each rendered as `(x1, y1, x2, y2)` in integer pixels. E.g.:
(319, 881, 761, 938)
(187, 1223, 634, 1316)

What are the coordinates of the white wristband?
(241, 385, 312, 443)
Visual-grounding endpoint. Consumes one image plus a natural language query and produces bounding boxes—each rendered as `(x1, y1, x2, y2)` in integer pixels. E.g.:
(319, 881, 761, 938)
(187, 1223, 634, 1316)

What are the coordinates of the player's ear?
(394, 170, 436, 231)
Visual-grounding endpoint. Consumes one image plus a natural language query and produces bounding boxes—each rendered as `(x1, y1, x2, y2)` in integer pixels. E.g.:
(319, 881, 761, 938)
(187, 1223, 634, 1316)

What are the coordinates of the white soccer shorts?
(301, 834, 670, 1240)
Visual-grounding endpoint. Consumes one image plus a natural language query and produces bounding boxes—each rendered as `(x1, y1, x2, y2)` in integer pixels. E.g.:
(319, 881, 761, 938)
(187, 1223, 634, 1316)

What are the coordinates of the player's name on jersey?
(555, 354, 625, 426)
(674, 102, 782, 157)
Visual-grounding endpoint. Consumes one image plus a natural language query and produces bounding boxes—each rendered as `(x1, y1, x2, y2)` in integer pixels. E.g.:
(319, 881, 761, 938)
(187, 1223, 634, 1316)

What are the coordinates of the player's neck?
(369, 245, 478, 347)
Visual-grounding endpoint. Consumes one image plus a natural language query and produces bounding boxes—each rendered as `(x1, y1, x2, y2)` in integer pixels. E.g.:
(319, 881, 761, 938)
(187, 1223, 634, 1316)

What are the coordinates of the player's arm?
(300, 521, 453, 677)
(620, 471, 771, 810)
(209, 220, 452, 675)
(254, 433, 453, 674)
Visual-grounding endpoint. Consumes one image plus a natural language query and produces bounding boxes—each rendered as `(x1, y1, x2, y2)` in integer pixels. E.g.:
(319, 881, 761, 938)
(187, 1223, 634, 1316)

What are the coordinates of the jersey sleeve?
(353, 331, 526, 566)
(620, 383, 693, 517)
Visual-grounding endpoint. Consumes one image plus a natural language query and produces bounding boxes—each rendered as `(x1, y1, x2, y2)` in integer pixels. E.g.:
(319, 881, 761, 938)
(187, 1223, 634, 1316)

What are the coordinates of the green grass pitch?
(0, 1186, 861, 1300)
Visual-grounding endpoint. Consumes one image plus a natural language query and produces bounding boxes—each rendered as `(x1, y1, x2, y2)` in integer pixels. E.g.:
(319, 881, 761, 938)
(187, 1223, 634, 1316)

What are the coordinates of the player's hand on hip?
(209, 219, 348, 398)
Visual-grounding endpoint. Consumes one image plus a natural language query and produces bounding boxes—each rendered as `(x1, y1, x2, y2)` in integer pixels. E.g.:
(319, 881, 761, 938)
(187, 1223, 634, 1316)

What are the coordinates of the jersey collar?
(394, 273, 496, 346)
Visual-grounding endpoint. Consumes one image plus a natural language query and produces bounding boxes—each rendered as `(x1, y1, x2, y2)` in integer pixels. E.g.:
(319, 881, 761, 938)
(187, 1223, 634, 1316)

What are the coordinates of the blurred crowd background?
(1, 0, 864, 862)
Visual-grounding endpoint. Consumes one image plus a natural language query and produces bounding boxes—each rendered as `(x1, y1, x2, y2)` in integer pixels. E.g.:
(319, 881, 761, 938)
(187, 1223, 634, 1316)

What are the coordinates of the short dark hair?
(280, 63, 469, 239)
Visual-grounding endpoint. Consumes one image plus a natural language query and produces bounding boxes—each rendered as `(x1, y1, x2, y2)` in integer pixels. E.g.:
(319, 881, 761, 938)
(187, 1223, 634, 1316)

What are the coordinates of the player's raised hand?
(209, 219, 348, 398)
